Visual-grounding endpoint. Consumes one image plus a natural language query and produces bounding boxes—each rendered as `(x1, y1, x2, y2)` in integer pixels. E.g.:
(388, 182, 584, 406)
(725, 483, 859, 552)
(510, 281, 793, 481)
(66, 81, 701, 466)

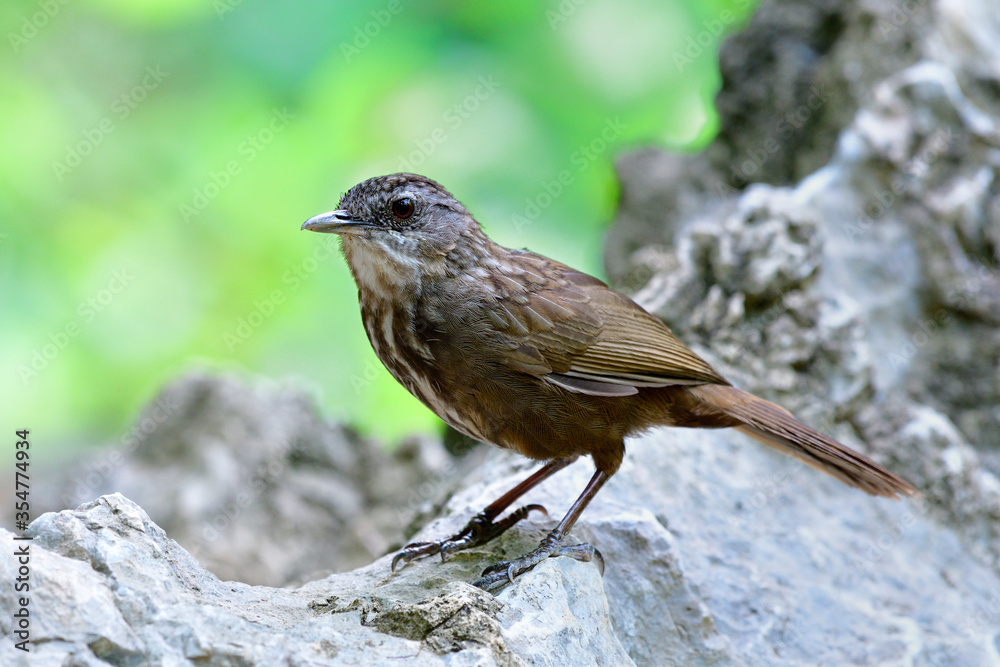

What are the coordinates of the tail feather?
(691, 385, 918, 499)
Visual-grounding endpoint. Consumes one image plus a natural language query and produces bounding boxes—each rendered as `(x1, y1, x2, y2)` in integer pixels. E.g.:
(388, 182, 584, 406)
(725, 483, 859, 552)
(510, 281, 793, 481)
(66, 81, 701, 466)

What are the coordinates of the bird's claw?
(593, 547, 605, 576)
(472, 539, 603, 591)
(390, 503, 548, 573)
(391, 542, 442, 572)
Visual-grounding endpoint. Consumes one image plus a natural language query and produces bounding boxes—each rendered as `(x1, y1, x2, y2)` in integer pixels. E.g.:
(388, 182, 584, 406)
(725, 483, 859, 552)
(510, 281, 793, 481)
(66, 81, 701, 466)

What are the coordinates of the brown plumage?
(302, 173, 917, 590)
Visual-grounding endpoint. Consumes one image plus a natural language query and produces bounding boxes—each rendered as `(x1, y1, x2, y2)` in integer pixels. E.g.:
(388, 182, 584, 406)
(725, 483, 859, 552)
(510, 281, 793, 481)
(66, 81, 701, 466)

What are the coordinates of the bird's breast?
(358, 293, 489, 443)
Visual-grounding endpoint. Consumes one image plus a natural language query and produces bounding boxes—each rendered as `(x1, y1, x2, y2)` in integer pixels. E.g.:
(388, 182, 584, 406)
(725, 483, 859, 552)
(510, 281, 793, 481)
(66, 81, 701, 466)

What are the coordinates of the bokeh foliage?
(0, 0, 756, 456)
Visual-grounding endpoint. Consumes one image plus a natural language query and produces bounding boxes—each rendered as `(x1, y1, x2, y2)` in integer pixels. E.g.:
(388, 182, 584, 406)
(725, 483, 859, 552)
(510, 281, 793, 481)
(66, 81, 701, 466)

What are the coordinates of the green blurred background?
(1, 0, 756, 459)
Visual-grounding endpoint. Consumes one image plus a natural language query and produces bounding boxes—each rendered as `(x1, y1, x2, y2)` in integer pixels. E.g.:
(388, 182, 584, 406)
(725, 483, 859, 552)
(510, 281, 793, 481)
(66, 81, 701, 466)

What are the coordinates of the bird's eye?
(391, 198, 415, 220)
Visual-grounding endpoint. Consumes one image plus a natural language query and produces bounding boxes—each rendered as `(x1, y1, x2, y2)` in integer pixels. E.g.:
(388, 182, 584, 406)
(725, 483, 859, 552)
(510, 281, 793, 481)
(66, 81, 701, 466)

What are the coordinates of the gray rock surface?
(19, 371, 464, 587)
(3, 442, 998, 665)
(0, 493, 631, 666)
(4, 0, 1000, 663)
(607, 0, 1000, 584)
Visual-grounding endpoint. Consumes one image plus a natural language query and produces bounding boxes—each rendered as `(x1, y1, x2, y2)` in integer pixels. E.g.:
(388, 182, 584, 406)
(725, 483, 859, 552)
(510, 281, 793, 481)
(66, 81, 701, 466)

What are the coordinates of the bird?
(301, 173, 918, 590)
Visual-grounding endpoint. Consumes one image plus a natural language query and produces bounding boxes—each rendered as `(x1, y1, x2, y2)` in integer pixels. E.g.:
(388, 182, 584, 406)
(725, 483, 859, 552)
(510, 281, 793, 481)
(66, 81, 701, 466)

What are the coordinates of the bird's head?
(302, 174, 482, 289)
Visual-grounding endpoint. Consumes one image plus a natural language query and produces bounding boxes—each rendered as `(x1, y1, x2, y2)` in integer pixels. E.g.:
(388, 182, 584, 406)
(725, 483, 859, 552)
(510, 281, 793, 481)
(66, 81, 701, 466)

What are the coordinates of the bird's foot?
(472, 531, 604, 591)
(391, 504, 547, 572)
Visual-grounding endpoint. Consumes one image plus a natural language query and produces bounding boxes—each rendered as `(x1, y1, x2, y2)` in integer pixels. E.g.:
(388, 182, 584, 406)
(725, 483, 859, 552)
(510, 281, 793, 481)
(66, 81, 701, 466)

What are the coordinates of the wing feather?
(492, 253, 728, 389)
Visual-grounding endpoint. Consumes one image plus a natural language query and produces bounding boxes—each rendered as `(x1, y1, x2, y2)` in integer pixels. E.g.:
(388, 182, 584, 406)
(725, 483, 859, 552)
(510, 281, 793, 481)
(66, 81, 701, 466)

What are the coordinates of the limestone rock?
(606, 0, 1000, 583)
(0, 493, 632, 666)
(19, 371, 464, 587)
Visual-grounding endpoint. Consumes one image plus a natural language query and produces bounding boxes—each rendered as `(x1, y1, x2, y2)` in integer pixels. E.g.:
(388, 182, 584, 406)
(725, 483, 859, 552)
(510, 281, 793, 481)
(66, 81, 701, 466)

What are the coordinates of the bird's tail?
(690, 384, 918, 499)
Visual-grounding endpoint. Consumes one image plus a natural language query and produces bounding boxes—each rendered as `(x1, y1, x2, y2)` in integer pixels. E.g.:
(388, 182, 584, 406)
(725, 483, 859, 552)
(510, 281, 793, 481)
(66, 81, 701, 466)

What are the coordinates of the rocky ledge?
(3, 0, 1000, 663)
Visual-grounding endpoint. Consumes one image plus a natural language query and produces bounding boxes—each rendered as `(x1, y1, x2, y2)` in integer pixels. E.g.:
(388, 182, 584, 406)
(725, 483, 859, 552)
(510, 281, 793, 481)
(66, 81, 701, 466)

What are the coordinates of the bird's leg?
(473, 468, 610, 591)
(391, 457, 576, 572)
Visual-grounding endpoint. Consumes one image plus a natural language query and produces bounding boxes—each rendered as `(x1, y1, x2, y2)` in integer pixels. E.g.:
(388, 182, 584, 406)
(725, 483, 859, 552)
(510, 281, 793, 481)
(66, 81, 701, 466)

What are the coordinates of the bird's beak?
(301, 210, 373, 234)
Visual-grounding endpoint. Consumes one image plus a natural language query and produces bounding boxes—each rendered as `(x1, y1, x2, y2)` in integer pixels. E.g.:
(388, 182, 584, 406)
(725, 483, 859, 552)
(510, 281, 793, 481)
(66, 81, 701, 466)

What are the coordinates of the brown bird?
(302, 173, 917, 590)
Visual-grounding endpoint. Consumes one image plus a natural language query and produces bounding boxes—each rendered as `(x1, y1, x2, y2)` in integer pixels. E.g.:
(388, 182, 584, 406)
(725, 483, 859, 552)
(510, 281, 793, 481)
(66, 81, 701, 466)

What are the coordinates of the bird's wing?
(490, 252, 729, 395)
